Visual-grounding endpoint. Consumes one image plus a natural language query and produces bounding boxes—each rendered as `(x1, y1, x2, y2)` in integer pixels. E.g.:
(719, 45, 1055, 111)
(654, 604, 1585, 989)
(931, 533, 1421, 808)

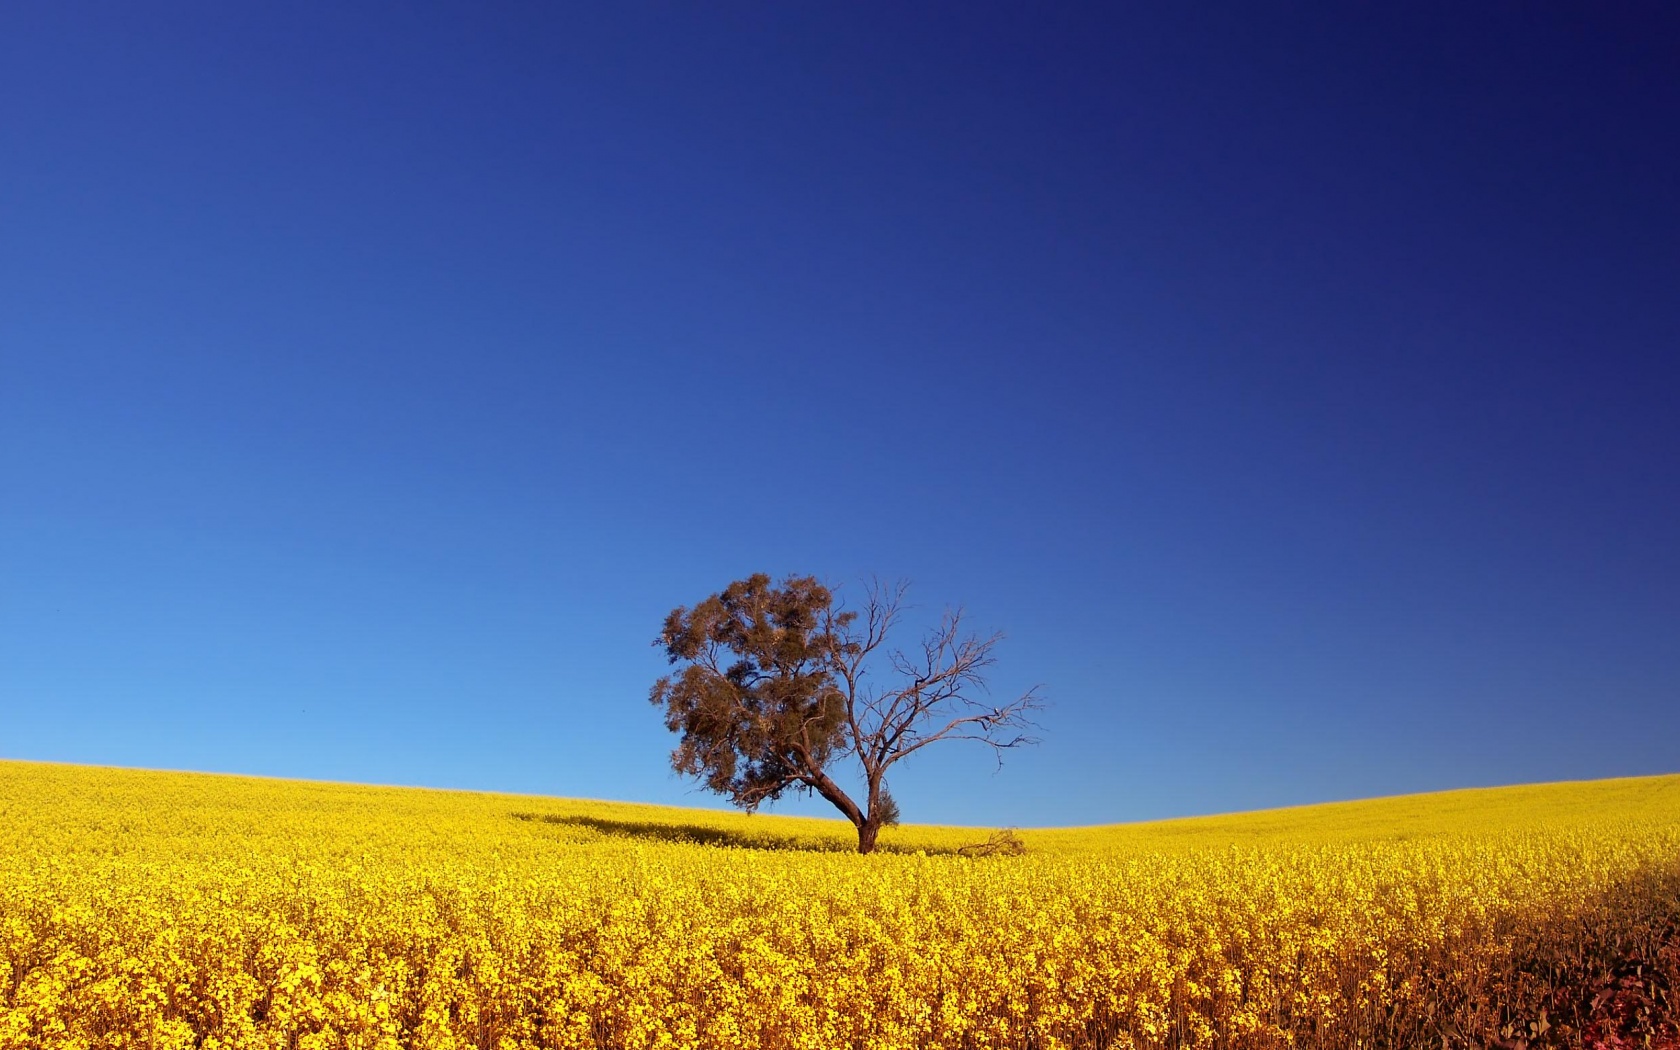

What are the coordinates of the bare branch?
(882, 683, 1045, 771)
(843, 601, 1044, 774)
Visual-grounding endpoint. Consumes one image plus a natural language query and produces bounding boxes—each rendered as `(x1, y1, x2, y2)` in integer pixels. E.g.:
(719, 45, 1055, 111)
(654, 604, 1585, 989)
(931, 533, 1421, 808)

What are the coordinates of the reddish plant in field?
(1543, 938, 1680, 1050)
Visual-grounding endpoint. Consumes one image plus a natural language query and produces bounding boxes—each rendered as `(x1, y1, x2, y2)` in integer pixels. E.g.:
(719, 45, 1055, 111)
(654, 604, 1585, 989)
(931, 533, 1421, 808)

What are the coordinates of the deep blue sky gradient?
(3, 4, 1677, 825)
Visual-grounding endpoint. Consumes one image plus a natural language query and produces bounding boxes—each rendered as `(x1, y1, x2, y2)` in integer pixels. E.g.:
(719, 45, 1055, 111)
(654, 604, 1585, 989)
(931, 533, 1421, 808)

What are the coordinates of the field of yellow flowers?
(3, 760, 1678, 1050)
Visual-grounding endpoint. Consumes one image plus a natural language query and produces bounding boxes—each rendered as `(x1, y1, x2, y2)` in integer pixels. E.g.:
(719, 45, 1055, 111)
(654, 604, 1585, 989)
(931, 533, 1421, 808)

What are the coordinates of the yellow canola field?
(3, 760, 1679, 1050)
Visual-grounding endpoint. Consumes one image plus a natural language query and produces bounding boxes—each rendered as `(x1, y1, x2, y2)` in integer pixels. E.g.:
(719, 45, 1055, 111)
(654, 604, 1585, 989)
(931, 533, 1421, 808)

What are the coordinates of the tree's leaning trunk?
(856, 818, 881, 855)
(855, 773, 885, 854)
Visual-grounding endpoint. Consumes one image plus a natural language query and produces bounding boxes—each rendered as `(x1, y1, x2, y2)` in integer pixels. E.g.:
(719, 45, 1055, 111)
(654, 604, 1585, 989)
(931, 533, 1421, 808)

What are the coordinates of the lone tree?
(650, 573, 1042, 854)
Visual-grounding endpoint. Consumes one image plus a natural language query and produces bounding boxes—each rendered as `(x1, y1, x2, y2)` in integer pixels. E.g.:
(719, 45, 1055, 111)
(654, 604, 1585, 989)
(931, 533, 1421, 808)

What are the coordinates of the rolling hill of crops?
(3, 759, 1678, 1049)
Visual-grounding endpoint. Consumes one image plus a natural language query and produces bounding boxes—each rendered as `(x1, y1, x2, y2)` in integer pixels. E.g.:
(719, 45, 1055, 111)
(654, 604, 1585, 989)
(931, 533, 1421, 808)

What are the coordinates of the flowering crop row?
(3, 762, 1678, 1049)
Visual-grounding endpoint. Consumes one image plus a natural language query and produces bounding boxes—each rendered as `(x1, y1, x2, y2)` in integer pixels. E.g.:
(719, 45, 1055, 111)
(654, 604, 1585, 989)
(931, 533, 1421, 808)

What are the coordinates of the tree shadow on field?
(510, 812, 956, 855)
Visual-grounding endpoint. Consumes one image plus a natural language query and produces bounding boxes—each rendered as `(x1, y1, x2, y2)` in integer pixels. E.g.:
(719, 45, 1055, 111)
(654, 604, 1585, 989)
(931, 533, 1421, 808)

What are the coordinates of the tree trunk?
(856, 818, 881, 855)
(854, 772, 888, 854)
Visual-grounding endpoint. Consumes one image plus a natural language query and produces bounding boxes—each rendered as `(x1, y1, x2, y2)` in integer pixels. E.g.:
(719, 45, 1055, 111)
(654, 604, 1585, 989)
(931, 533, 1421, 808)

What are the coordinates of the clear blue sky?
(3, 4, 1676, 827)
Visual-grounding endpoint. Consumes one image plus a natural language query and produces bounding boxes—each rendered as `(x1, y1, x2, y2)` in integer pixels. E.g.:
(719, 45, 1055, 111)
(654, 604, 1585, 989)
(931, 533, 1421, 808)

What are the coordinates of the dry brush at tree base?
(2, 761, 1679, 1050)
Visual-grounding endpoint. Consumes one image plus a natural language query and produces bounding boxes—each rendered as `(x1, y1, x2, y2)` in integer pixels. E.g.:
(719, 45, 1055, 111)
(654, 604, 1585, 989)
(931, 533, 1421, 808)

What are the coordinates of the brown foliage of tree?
(651, 574, 1042, 854)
